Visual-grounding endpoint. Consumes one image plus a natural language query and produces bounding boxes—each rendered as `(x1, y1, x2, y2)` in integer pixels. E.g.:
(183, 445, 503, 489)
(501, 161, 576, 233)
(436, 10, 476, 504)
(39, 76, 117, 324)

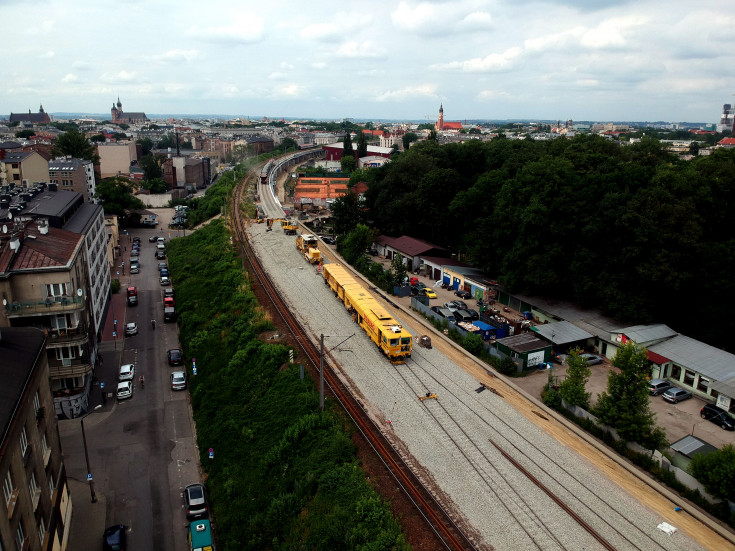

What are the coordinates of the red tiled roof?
(646, 350, 670, 365)
(718, 137, 735, 145)
(8, 226, 82, 271)
(442, 121, 463, 130)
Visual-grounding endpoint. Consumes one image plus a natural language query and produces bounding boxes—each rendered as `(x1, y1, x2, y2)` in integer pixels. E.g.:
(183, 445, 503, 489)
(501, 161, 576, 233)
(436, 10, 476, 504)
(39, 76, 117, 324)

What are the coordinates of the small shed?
(669, 435, 717, 470)
(495, 333, 552, 373)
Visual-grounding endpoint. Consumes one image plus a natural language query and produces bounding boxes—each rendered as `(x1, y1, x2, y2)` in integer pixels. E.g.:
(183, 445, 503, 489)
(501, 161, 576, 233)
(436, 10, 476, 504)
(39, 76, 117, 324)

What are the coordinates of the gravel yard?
(247, 223, 715, 551)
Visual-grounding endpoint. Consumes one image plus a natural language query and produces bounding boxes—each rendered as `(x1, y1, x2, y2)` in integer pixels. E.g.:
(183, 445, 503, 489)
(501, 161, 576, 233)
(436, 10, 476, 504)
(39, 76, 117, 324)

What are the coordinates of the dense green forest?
(337, 135, 735, 350)
(167, 220, 409, 551)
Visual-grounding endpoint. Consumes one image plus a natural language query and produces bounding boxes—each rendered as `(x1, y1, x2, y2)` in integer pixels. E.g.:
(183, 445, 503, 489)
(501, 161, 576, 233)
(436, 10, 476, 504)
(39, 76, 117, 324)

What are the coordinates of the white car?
(171, 371, 187, 391)
(125, 322, 138, 336)
(160, 275, 170, 286)
(116, 381, 133, 400)
(119, 363, 135, 381)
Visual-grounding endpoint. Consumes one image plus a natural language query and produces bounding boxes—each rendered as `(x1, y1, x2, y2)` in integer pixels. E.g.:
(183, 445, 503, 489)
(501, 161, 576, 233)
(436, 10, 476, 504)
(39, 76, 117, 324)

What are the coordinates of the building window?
(48, 471, 56, 495)
(33, 392, 41, 417)
(45, 283, 69, 300)
(697, 376, 710, 393)
(38, 518, 47, 545)
(683, 370, 696, 387)
(15, 522, 26, 551)
(670, 364, 681, 381)
(3, 470, 14, 506)
(29, 472, 38, 497)
(20, 427, 28, 456)
(16, 522, 25, 551)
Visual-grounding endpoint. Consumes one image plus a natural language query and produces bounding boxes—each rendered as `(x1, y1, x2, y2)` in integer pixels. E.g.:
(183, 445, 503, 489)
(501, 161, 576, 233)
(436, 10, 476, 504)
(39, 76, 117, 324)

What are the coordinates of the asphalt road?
(59, 224, 201, 551)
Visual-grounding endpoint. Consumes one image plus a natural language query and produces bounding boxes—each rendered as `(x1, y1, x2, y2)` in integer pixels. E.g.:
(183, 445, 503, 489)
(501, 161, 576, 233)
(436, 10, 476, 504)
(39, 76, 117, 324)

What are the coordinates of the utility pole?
(80, 405, 102, 503)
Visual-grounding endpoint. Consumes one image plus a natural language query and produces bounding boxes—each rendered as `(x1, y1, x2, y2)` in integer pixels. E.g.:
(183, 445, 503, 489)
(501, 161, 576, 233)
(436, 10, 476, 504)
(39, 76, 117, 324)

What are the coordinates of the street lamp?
(80, 405, 102, 503)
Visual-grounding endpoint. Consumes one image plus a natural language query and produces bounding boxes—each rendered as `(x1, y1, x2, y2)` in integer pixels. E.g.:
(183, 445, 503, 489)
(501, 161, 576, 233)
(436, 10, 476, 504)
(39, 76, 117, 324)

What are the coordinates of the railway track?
(399, 353, 672, 551)
(230, 176, 479, 551)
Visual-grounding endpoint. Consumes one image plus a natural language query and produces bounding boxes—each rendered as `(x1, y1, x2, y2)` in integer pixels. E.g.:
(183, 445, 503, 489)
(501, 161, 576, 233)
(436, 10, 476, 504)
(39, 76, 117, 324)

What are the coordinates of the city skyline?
(2, 0, 733, 123)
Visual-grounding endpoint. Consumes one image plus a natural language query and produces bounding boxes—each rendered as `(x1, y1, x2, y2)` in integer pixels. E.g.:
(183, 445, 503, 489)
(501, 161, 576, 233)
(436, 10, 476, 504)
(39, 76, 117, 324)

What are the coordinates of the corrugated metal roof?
(614, 324, 677, 344)
(650, 334, 735, 381)
(376, 235, 445, 257)
(534, 321, 593, 345)
(708, 376, 735, 397)
(497, 332, 549, 353)
(670, 435, 717, 457)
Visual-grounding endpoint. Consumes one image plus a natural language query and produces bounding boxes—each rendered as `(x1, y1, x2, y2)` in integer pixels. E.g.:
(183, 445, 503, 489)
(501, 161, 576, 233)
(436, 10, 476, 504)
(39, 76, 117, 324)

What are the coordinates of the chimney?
(38, 219, 49, 235)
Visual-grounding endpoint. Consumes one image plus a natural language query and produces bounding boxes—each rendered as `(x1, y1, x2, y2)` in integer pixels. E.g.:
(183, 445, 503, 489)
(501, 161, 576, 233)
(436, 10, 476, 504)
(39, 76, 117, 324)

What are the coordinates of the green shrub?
(111, 279, 120, 294)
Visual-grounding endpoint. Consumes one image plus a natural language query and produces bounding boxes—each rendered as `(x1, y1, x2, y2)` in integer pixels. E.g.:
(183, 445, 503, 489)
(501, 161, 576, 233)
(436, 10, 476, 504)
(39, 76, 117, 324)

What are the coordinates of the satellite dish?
(1, 225, 6, 234)
(77, 288, 83, 297)
(2, 299, 6, 306)
(8, 212, 12, 220)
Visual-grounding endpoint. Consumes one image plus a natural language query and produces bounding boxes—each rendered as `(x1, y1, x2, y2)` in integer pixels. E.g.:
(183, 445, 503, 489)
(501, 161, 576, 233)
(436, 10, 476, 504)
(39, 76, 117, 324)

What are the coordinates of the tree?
(139, 154, 163, 181)
(94, 176, 145, 218)
(340, 154, 357, 173)
(278, 137, 299, 153)
(391, 253, 407, 287)
(136, 137, 154, 156)
(356, 131, 368, 158)
(558, 348, 591, 409)
(339, 224, 375, 264)
(331, 192, 362, 236)
(427, 129, 437, 142)
(594, 343, 667, 449)
(402, 132, 418, 150)
(689, 444, 735, 501)
(90, 134, 106, 143)
(117, 123, 130, 130)
(51, 129, 99, 164)
(141, 177, 168, 194)
(14, 129, 35, 139)
(342, 132, 354, 158)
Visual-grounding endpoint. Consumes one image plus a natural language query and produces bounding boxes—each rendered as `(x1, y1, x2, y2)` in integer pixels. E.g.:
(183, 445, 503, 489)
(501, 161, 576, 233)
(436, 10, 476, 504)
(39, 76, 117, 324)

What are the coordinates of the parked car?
(451, 300, 468, 310)
(168, 348, 183, 366)
(132, 236, 141, 244)
(103, 524, 127, 551)
(160, 268, 170, 278)
(129, 262, 139, 274)
(662, 387, 693, 403)
(158, 262, 168, 272)
(171, 371, 187, 391)
(160, 275, 170, 286)
(149, 235, 158, 242)
(454, 309, 474, 323)
(126, 286, 137, 297)
(184, 483, 208, 519)
(700, 403, 735, 430)
(119, 363, 135, 381)
(430, 305, 442, 314)
(124, 322, 138, 336)
(164, 288, 175, 298)
(648, 378, 673, 396)
(410, 282, 427, 295)
(127, 295, 138, 307)
(455, 289, 472, 299)
(465, 308, 480, 321)
(116, 381, 133, 400)
(436, 308, 456, 322)
(156, 250, 166, 259)
(130, 249, 139, 258)
(419, 288, 437, 299)
(580, 353, 604, 365)
(320, 235, 336, 245)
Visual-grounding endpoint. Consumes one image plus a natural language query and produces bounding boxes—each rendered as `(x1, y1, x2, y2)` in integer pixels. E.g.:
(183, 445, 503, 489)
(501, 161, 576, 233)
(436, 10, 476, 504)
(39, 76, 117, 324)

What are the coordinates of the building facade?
(0, 327, 71, 551)
(96, 143, 137, 178)
(8, 106, 51, 126)
(47, 158, 96, 203)
(109, 98, 147, 125)
(0, 152, 50, 187)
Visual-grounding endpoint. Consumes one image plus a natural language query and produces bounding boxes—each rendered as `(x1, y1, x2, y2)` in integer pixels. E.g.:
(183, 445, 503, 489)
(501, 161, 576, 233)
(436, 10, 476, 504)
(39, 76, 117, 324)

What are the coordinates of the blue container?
(523, 311, 533, 320)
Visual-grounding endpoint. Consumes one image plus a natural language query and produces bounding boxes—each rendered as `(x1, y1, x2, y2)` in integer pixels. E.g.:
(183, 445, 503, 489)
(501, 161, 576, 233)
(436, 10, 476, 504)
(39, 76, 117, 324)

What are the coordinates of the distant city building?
(322, 142, 394, 162)
(110, 97, 148, 125)
(8, 105, 51, 125)
(293, 176, 349, 209)
(0, 327, 72, 551)
(716, 103, 735, 133)
(435, 104, 463, 131)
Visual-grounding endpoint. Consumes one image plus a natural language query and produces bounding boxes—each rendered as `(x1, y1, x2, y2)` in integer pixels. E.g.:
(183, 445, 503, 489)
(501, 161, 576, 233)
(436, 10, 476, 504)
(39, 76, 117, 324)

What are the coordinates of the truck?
(296, 234, 322, 264)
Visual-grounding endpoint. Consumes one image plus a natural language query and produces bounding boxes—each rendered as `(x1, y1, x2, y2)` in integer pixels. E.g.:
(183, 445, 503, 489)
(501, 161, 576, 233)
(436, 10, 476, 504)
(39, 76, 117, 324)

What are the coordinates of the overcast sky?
(2, 0, 733, 123)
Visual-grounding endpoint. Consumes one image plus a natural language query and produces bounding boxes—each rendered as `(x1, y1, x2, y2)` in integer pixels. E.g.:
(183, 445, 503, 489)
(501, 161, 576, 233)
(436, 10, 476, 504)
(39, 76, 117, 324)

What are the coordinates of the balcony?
(46, 327, 89, 348)
(5, 296, 84, 318)
(49, 357, 91, 380)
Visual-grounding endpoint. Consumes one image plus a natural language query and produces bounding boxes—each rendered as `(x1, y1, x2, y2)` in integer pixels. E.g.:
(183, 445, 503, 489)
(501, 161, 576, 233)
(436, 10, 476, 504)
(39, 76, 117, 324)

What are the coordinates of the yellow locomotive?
(323, 264, 412, 364)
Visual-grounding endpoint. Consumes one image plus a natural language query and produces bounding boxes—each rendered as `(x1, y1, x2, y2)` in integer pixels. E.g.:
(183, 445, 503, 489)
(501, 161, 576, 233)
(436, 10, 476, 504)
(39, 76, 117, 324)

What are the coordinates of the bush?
(111, 279, 120, 294)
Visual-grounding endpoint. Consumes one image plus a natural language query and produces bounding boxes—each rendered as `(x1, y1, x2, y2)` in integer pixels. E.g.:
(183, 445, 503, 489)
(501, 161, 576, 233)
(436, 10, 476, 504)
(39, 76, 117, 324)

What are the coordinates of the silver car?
(125, 322, 138, 336)
(119, 363, 135, 381)
(116, 381, 133, 400)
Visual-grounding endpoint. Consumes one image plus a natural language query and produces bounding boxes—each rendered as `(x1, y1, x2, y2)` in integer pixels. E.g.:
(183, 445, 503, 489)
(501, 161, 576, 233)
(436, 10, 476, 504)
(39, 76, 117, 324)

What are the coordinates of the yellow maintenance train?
(322, 264, 412, 364)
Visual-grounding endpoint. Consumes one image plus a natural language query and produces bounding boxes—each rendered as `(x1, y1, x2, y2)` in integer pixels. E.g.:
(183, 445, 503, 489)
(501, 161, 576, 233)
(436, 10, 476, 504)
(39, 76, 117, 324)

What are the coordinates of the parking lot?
(364, 252, 733, 451)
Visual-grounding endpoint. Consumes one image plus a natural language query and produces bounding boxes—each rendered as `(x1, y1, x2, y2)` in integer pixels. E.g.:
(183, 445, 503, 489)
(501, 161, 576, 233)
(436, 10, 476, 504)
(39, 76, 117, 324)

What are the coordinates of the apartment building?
(0, 152, 49, 188)
(0, 327, 71, 551)
(47, 158, 97, 203)
(0, 187, 108, 418)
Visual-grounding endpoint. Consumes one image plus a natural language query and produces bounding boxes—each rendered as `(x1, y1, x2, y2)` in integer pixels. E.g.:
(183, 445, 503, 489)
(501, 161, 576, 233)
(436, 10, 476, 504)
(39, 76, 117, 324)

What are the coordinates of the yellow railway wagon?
(296, 234, 318, 253)
(322, 263, 412, 363)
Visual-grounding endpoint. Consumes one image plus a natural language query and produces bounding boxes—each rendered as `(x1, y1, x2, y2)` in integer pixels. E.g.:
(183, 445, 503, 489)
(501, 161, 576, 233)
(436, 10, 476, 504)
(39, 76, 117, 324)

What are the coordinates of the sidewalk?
(67, 475, 108, 551)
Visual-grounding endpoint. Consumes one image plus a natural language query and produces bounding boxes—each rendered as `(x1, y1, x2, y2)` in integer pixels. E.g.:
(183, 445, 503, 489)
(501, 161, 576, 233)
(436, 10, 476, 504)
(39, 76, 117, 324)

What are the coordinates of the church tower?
(436, 103, 444, 131)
